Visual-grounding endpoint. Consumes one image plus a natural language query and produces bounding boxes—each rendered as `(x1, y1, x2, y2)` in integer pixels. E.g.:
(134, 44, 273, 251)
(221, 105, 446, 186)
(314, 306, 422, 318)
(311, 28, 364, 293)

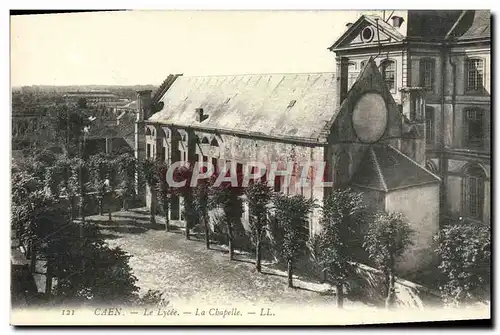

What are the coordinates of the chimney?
(391, 16, 404, 28)
(196, 108, 204, 122)
(336, 57, 349, 107)
(136, 90, 152, 121)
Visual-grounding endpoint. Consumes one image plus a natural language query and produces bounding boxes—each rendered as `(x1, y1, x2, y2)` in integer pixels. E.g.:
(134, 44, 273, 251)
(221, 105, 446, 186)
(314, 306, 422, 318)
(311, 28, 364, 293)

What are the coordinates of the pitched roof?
(446, 10, 490, 40)
(148, 73, 339, 141)
(406, 10, 463, 39)
(350, 145, 440, 192)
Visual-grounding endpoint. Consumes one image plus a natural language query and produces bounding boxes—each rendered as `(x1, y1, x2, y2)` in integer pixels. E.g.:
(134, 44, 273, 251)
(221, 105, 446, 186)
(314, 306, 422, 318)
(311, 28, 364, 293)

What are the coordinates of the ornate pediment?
(329, 15, 405, 51)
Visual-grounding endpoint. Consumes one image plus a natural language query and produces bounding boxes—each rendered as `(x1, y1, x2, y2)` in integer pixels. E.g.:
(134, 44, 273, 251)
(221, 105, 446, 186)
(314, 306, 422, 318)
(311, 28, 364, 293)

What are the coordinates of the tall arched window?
(465, 58, 484, 92)
(464, 108, 484, 148)
(380, 60, 396, 92)
(419, 58, 435, 92)
(462, 164, 486, 221)
(425, 106, 435, 144)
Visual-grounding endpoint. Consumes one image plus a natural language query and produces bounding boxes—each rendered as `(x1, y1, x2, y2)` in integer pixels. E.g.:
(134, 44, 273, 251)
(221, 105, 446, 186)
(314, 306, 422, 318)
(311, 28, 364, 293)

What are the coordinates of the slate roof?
(447, 10, 491, 40)
(148, 73, 339, 141)
(350, 145, 440, 192)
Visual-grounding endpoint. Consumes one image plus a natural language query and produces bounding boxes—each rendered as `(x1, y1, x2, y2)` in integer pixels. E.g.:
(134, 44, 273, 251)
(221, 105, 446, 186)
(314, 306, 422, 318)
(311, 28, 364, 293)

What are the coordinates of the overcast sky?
(10, 10, 385, 87)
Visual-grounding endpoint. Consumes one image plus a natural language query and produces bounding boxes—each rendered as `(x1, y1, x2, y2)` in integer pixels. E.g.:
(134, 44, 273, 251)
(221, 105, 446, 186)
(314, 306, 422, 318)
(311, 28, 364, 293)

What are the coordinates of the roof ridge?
(370, 146, 388, 192)
(178, 71, 336, 79)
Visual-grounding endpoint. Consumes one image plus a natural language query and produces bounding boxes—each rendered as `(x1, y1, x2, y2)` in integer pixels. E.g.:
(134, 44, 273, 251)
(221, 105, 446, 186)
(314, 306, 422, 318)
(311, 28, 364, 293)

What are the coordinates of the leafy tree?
(435, 218, 491, 306)
(49, 105, 90, 157)
(314, 188, 365, 308)
(171, 165, 198, 240)
(70, 157, 90, 223)
(363, 211, 414, 309)
(156, 161, 171, 232)
(89, 153, 114, 216)
(77, 97, 88, 109)
(194, 177, 212, 249)
(272, 193, 315, 288)
(245, 181, 273, 273)
(116, 154, 137, 211)
(141, 159, 159, 225)
(208, 169, 245, 260)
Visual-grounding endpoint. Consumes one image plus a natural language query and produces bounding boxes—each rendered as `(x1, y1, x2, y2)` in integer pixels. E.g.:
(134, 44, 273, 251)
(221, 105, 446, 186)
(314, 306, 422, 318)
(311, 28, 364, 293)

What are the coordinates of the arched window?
(145, 127, 152, 136)
(425, 160, 438, 175)
(380, 60, 396, 92)
(360, 60, 367, 69)
(348, 61, 357, 71)
(462, 164, 486, 221)
(419, 58, 435, 92)
(465, 58, 484, 92)
(425, 106, 435, 144)
(464, 108, 484, 148)
(201, 136, 210, 144)
(210, 138, 219, 147)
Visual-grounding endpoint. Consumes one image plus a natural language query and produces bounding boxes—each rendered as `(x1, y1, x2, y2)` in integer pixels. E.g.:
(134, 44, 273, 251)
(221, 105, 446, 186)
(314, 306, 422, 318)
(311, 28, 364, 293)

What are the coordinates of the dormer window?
(361, 26, 374, 43)
(201, 136, 210, 144)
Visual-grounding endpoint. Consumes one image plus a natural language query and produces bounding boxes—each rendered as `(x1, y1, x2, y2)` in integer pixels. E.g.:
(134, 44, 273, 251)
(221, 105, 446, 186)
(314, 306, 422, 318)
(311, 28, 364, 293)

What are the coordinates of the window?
(466, 58, 484, 92)
(462, 165, 485, 221)
(420, 59, 435, 91)
(381, 60, 396, 92)
(274, 175, 283, 193)
(464, 108, 484, 148)
(210, 138, 219, 147)
(159, 146, 166, 162)
(201, 137, 210, 144)
(348, 61, 357, 71)
(146, 143, 151, 159)
(425, 106, 435, 144)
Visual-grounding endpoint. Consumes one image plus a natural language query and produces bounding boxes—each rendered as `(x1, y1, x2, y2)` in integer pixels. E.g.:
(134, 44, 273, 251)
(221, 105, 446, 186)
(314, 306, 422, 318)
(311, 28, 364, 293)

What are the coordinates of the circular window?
(361, 27, 374, 42)
(352, 93, 388, 143)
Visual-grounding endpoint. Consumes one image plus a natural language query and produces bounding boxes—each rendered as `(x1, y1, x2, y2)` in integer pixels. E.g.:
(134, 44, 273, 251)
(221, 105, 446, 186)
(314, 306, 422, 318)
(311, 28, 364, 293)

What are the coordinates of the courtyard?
(87, 209, 371, 311)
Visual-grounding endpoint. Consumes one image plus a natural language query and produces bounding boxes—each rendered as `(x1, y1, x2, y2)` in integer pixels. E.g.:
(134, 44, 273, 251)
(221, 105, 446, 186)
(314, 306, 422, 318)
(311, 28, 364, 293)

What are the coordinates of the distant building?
(62, 90, 119, 105)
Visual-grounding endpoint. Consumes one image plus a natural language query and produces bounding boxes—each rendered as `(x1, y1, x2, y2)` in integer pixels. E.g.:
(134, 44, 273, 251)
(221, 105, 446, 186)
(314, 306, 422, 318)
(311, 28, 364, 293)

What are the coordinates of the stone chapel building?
(133, 10, 490, 274)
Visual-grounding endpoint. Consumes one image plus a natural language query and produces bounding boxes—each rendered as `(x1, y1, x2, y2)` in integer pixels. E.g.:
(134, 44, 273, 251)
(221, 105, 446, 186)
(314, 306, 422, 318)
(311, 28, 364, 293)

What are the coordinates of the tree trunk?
(98, 197, 104, 216)
(29, 243, 36, 274)
(123, 197, 129, 211)
(227, 220, 234, 260)
(185, 217, 190, 240)
(385, 271, 396, 309)
(336, 283, 344, 309)
(163, 199, 170, 232)
(203, 214, 210, 249)
(150, 188, 157, 226)
(79, 195, 85, 222)
(256, 240, 262, 273)
(287, 260, 293, 288)
(45, 260, 53, 296)
(70, 196, 75, 221)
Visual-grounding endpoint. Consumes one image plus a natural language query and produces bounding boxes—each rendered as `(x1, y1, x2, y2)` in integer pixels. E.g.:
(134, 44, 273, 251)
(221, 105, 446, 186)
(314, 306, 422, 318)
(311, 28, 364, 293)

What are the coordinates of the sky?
(10, 10, 386, 87)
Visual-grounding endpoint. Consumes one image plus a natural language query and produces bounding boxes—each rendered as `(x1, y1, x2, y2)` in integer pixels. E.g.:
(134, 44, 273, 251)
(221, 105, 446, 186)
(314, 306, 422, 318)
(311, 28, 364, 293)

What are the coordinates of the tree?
(271, 193, 315, 288)
(435, 217, 491, 306)
(314, 188, 365, 308)
(208, 170, 245, 260)
(89, 153, 113, 216)
(156, 161, 171, 232)
(194, 177, 212, 249)
(77, 97, 88, 109)
(116, 154, 137, 211)
(70, 157, 90, 223)
(50, 105, 90, 157)
(171, 165, 198, 240)
(363, 211, 414, 309)
(245, 181, 273, 273)
(141, 159, 159, 225)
